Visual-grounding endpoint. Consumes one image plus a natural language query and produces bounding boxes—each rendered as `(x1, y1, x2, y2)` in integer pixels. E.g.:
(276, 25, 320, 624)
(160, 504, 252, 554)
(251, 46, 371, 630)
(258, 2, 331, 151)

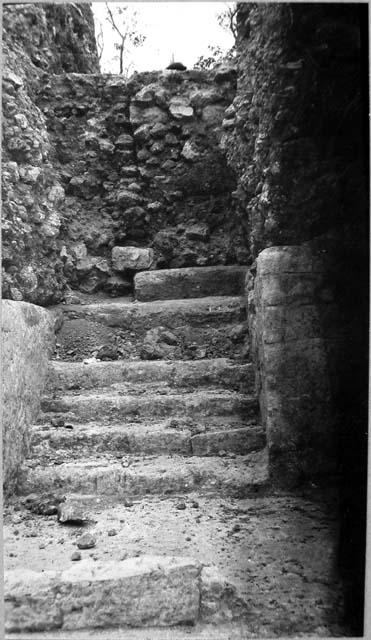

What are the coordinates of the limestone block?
(133, 123, 152, 143)
(5, 557, 248, 632)
(134, 265, 247, 301)
(169, 98, 194, 120)
(189, 89, 223, 108)
(132, 85, 155, 105)
(202, 104, 226, 126)
(181, 140, 200, 161)
(5, 556, 201, 632)
(116, 189, 143, 207)
(130, 104, 168, 126)
(2, 301, 54, 497)
(112, 246, 154, 272)
(253, 245, 337, 483)
(114, 133, 133, 149)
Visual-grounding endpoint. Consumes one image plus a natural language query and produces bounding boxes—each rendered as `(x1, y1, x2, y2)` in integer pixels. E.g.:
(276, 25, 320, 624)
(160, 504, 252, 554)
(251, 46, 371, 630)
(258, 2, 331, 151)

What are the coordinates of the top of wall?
(3, 2, 100, 76)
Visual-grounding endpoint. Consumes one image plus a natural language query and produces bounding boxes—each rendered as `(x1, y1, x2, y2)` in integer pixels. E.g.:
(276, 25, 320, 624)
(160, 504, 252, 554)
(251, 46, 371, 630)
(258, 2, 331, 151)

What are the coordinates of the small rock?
(191, 500, 199, 509)
(77, 533, 96, 549)
(23, 493, 66, 516)
(57, 501, 89, 525)
(176, 501, 186, 510)
(96, 344, 119, 361)
(51, 417, 65, 428)
(231, 524, 241, 533)
(108, 529, 117, 537)
(112, 246, 154, 271)
(71, 551, 82, 561)
(123, 499, 134, 508)
(39, 543, 46, 549)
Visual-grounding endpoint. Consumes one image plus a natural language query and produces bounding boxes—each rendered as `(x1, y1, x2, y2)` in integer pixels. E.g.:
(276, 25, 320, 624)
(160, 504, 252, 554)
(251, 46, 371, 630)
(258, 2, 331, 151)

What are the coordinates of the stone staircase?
(5, 265, 269, 635)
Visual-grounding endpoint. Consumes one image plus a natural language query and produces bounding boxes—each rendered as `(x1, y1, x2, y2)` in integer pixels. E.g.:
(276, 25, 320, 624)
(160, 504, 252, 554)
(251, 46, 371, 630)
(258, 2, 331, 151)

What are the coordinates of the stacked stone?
(2, 0, 250, 303)
(31, 65, 249, 299)
(2, 66, 66, 304)
(2, 2, 99, 305)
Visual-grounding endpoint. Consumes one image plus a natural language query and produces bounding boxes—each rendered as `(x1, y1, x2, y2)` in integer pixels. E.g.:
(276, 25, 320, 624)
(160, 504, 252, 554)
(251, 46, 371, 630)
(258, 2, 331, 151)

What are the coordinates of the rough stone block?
(112, 246, 154, 272)
(5, 556, 201, 632)
(134, 266, 247, 301)
(169, 98, 194, 120)
(2, 301, 54, 497)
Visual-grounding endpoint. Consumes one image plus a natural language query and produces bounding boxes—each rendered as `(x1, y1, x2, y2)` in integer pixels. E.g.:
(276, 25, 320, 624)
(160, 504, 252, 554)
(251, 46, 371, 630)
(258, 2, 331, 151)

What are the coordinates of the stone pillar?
(250, 245, 339, 485)
(2, 301, 54, 497)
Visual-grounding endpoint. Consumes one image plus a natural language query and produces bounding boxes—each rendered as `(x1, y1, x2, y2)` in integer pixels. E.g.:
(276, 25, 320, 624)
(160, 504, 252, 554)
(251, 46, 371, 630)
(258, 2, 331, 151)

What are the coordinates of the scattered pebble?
(231, 523, 241, 533)
(108, 529, 117, 536)
(176, 501, 186, 510)
(71, 551, 81, 561)
(191, 500, 199, 509)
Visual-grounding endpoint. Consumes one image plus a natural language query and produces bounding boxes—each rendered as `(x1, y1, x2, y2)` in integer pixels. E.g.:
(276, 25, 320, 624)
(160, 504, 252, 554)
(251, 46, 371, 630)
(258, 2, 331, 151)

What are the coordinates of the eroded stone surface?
(251, 246, 337, 484)
(5, 556, 202, 631)
(134, 266, 247, 302)
(2, 301, 54, 497)
(111, 246, 154, 272)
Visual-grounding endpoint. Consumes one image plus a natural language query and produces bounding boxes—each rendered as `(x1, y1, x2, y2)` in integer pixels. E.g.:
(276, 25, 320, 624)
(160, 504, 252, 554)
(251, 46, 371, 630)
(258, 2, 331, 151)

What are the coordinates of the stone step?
(47, 358, 255, 394)
(20, 449, 269, 498)
(60, 296, 245, 330)
(134, 266, 247, 302)
(4, 622, 254, 640)
(40, 390, 259, 424)
(54, 296, 247, 361)
(31, 421, 266, 458)
(5, 555, 247, 633)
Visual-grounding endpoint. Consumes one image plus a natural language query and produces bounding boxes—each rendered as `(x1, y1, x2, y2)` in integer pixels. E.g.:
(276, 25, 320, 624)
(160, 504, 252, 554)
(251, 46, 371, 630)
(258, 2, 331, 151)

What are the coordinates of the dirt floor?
(4, 487, 348, 637)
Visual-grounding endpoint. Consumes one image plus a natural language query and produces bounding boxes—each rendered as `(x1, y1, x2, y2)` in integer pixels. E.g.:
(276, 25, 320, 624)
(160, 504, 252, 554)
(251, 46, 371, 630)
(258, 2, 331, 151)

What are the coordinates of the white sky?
(91, 2, 235, 75)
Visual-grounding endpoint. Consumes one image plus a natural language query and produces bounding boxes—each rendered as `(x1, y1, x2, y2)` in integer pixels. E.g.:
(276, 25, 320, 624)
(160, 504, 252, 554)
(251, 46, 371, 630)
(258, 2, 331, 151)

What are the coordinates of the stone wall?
(2, 2, 246, 303)
(227, 1, 369, 484)
(223, 3, 368, 257)
(2, 301, 55, 498)
(229, 4, 368, 631)
(2, 3, 100, 305)
(35, 66, 244, 298)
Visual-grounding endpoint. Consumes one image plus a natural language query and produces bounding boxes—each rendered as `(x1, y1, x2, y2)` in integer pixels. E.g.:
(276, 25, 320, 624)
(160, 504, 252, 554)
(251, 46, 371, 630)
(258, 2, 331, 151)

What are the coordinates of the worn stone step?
(134, 266, 247, 302)
(54, 296, 247, 361)
(20, 449, 269, 498)
(60, 296, 245, 330)
(47, 359, 255, 394)
(31, 421, 266, 458)
(4, 622, 255, 640)
(4, 555, 247, 633)
(40, 391, 259, 423)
